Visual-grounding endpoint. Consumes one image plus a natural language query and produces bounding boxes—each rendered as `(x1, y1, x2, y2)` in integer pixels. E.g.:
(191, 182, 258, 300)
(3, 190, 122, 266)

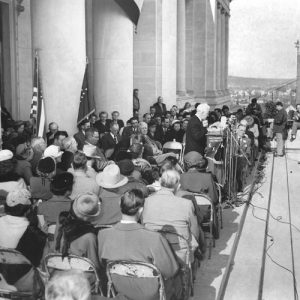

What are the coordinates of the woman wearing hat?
(166, 120, 184, 143)
(0, 149, 27, 199)
(30, 157, 56, 201)
(55, 193, 100, 281)
(15, 142, 34, 185)
(0, 189, 46, 292)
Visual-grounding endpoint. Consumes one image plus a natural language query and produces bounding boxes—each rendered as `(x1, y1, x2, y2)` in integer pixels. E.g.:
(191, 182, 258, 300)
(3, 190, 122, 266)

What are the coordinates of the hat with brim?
(44, 145, 63, 159)
(82, 144, 101, 159)
(184, 151, 205, 169)
(73, 192, 100, 222)
(0, 149, 13, 162)
(96, 164, 128, 189)
(6, 189, 31, 207)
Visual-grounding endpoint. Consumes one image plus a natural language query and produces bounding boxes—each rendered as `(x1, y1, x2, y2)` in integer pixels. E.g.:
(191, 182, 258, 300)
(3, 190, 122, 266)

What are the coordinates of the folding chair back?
(162, 141, 184, 164)
(194, 194, 216, 259)
(0, 248, 43, 300)
(44, 253, 102, 295)
(106, 260, 166, 300)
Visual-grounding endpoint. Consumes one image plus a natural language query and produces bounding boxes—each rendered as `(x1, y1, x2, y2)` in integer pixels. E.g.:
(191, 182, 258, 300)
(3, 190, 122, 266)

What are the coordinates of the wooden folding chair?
(106, 260, 166, 300)
(193, 194, 216, 259)
(44, 253, 102, 295)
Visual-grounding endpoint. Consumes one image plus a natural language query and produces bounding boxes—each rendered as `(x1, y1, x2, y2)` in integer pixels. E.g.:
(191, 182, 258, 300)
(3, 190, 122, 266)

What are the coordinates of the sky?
(229, 0, 300, 79)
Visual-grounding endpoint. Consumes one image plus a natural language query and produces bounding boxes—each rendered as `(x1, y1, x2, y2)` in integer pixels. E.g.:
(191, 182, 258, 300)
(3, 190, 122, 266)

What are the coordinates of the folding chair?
(0, 248, 44, 300)
(162, 141, 184, 166)
(106, 260, 166, 300)
(193, 194, 216, 259)
(44, 253, 102, 295)
(158, 229, 194, 300)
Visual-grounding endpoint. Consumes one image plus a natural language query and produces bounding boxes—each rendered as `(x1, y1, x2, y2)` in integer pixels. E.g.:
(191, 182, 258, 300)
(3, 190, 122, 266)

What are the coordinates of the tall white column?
(93, 0, 133, 122)
(221, 9, 226, 91)
(177, 0, 186, 96)
(216, 3, 222, 91)
(224, 13, 229, 91)
(31, 0, 86, 135)
(192, 0, 207, 98)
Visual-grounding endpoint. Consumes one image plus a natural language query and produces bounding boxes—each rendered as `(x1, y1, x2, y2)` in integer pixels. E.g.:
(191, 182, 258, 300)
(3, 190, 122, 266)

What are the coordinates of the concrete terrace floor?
(191, 134, 300, 300)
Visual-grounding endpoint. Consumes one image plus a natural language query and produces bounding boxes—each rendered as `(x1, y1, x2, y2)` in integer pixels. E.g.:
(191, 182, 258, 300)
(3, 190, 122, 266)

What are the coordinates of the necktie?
(114, 135, 118, 144)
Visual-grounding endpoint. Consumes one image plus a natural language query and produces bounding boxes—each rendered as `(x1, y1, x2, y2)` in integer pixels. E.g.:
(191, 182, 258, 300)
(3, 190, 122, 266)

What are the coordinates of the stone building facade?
(0, 0, 231, 134)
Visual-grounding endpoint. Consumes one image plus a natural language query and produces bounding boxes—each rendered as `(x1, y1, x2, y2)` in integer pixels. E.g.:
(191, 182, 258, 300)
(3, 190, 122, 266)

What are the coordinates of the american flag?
(77, 63, 95, 125)
(114, 0, 144, 26)
(30, 54, 45, 137)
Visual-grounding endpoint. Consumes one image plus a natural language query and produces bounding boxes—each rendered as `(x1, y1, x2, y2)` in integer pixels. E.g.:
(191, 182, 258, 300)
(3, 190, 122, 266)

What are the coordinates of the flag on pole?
(114, 0, 144, 26)
(30, 54, 45, 137)
(77, 62, 95, 125)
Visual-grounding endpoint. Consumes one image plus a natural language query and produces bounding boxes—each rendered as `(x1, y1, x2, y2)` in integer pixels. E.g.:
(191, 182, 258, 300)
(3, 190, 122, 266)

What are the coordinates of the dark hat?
(37, 157, 56, 174)
(276, 101, 283, 107)
(51, 172, 74, 193)
(184, 151, 206, 169)
(117, 159, 135, 176)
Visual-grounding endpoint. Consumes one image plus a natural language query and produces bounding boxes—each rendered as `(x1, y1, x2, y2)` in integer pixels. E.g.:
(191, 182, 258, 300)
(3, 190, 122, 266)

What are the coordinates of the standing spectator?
(185, 103, 210, 156)
(46, 122, 59, 146)
(74, 119, 90, 150)
(290, 103, 300, 141)
(153, 96, 166, 116)
(273, 101, 287, 157)
(133, 88, 140, 113)
(94, 111, 110, 137)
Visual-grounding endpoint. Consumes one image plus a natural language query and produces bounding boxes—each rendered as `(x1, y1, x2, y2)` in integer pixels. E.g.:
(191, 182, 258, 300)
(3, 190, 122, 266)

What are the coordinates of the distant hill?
(228, 76, 295, 90)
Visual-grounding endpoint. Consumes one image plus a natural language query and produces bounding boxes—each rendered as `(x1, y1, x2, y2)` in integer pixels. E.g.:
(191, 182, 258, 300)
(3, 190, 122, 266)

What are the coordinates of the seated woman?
(30, 157, 56, 201)
(0, 189, 46, 292)
(166, 120, 184, 143)
(0, 150, 27, 201)
(55, 193, 100, 277)
(15, 142, 34, 186)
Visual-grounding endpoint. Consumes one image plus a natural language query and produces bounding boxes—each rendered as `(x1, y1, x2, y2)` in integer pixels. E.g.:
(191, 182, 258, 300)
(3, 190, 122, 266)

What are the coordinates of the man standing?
(273, 101, 287, 157)
(153, 96, 166, 116)
(94, 111, 110, 138)
(46, 122, 59, 146)
(185, 103, 210, 156)
(290, 104, 300, 142)
(133, 89, 140, 113)
(101, 123, 121, 159)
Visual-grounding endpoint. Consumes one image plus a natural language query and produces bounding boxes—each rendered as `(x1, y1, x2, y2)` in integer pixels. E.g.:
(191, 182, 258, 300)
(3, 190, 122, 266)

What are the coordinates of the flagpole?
(36, 50, 39, 136)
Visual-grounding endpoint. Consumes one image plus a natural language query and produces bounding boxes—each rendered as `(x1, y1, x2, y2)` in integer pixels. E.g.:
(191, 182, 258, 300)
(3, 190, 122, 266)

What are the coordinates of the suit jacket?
(153, 102, 167, 116)
(101, 132, 121, 151)
(94, 120, 110, 135)
(122, 126, 140, 138)
(184, 115, 207, 155)
(46, 132, 55, 146)
(142, 189, 199, 246)
(73, 131, 85, 150)
(273, 109, 287, 134)
(108, 119, 125, 129)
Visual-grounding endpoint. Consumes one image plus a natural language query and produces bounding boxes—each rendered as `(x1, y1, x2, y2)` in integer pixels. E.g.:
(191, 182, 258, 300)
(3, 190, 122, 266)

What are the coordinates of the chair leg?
(220, 207, 223, 229)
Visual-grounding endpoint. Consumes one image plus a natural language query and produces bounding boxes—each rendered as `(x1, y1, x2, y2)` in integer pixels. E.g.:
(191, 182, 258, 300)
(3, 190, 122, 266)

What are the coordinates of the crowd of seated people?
(0, 97, 267, 299)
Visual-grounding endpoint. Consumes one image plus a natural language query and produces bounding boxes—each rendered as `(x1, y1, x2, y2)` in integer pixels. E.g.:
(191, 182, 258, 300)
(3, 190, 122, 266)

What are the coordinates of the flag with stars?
(30, 54, 45, 137)
(114, 0, 144, 26)
(77, 63, 95, 125)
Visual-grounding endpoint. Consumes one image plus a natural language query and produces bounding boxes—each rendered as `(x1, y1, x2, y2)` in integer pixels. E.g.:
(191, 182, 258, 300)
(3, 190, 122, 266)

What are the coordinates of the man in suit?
(142, 169, 203, 264)
(94, 111, 110, 137)
(185, 103, 210, 156)
(101, 123, 121, 159)
(98, 188, 180, 300)
(121, 117, 140, 138)
(109, 111, 124, 130)
(73, 119, 90, 150)
(153, 96, 167, 116)
(46, 122, 58, 146)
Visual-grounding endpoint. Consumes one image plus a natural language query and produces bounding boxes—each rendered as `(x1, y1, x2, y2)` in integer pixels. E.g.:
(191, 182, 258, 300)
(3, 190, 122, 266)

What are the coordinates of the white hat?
(73, 193, 101, 222)
(96, 164, 128, 189)
(6, 189, 31, 207)
(0, 149, 13, 162)
(44, 145, 63, 158)
(82, 144, 100, 159)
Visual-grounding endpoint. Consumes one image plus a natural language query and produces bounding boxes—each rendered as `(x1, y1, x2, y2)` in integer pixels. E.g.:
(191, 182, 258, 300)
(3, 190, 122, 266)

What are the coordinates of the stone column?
(216, 3, 222, 91)
(177, 0, 186, 96)
(31, 0, 86, 135)
(297, 46, 300, 104)
(93, 0, 133, 122)
(221, 8, 226, 91)
(192, 0, 207, 98)
(224, 13, 230, 91)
